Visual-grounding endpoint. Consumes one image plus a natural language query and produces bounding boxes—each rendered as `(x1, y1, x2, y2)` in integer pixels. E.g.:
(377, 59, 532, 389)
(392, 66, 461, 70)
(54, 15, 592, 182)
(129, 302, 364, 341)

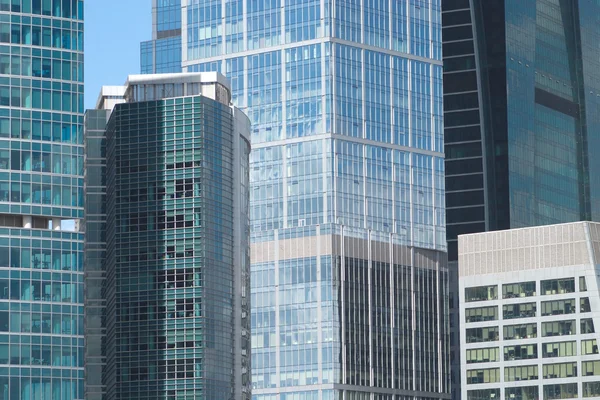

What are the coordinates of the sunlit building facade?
(459, 222, 600, 400)
(0, 0, 85, 398)
(142, 1, 450, 399)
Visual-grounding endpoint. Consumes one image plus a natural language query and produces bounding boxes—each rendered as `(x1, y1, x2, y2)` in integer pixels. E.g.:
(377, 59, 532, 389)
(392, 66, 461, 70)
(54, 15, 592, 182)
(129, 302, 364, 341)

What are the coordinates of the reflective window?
(503, 323, 537, 340)
(466, 368, 500, 384)
(466, 326, 499, 343)
(541, 299, 575, 316)
(465, 306, 497, 323)
(542, 320, 575, 337)
(503, 281, 536, 298)
(541, 278, 575, 295)
(504, 365, 538, 382)
(466, 347, 499, 364)
(465, 285, 497, 302)
(542, 341, 576, 358)
(504, 344, 537, 361)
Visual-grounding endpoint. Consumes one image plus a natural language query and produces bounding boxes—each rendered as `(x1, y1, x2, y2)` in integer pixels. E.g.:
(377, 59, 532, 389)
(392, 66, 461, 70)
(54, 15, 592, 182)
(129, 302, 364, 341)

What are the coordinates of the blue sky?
(84, 0, 152, 109)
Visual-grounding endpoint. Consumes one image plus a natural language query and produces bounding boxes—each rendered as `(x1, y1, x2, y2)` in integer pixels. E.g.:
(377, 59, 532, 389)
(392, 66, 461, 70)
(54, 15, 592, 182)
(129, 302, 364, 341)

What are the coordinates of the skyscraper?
(442, 1, 600, 398)
(0, 0, 85, 398)
(443, 0, 600, 261)
(140, 0, 182, 74)
(84, 72, 251, 400)
(142, 1, 450, 399)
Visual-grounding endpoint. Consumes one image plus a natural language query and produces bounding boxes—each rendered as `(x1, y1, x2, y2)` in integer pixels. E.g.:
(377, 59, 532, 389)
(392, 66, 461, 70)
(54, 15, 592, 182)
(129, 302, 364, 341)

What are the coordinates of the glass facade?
(0, 0, 85, 398)
(142, 1, 449, 399)
(83, 108, 110, 400)
(86, 75, 251, 400)
(443, 2, 600, 398)
(140, 0, 182, 74)
(443, 0, 600, 259)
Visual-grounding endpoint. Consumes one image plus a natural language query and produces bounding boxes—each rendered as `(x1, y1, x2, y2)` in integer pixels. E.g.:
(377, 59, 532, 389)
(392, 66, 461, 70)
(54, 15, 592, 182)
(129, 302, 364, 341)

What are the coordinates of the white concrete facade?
(458, 222, 600, 400)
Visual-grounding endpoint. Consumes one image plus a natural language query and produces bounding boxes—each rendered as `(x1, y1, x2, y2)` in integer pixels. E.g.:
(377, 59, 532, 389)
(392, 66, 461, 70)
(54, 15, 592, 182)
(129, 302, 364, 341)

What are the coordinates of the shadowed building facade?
(442, 1, 600, 398)
(84, 73, 251, 400)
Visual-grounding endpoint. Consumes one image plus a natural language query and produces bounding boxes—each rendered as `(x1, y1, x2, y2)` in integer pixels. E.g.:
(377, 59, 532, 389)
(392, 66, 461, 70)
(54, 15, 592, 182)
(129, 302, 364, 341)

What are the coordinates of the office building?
(141, 1, 450, 399)
(442, 1, 600, 397)
(140, 0, 182, 74)
(0, 0, 85, 398)
(83, 85, 125, 400)
(442, 0, 600, 260)
(84, 72, 251, 400)
(459, 221, 600, 400)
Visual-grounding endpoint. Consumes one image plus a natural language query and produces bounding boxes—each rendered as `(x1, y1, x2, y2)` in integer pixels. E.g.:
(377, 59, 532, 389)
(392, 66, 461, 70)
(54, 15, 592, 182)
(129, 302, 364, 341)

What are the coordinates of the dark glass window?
(444, 55, 476, 72)
(447, 206, 485, 224)
(442, 10, 471, 26)
(444, 92, 479, 112)
(446, 222, 485, 239)
(445, 142, 482, 159)
(446, 190, 484, 207)
(445, 110, 480, 127)
(442, 0, 470, 11)
(444, 71, 477, 93)
(443, 25, 473, 42)
(443, 40, 475, 57)
(446, 173, 483, 191)
(445, 125, 481, 143)
(445, 158, 483, 176)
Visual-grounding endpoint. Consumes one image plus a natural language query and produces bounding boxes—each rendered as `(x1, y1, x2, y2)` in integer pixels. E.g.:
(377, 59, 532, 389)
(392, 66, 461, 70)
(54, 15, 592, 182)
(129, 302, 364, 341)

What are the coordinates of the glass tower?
(442, 1, 600, 399)
(85, 73, 251, 400)
(0, 0, 85, 398)
(443, 0, 600, 261)
(142, 1, 450, 399)
(140, 0, 183, 74)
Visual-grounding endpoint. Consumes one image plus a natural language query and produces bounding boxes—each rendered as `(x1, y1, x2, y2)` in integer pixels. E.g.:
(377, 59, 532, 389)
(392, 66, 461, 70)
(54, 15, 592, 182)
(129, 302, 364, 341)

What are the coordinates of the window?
(504, 344, 537, 361)
(543, 384, 577, 400)
(504, 365, 538, 381)
(541, 278, 575, 295)
(580, 276, 587, 292)
(467, 389, 500, 400)
(583, 361, 600, 376)
(503, 302, 536, 319)
(466, 347, 499, 364)
(465, 285, 497, 302)
(466, 368, 500, 384)
(581, 318, 595, 334)
(542, 341, 576, 358)
(543, 362, 577, 379)
(465, 306, 498, 323)
(503, 323, 537, 340)
(503, 281, 536, 298)
(583, 382, 600, 398)
(541, 299, 576, 316)
(581, 297, 591, 313)
(582, 339, 598, 355)
(542, 320, 575, 337)
(466, 326, 499, 343)
(506, 386, 538, 400)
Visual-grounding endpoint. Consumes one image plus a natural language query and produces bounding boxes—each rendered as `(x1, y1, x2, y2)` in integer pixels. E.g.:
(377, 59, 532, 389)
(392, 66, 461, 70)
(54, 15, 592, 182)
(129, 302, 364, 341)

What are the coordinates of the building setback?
(0, 0, 85, 398)
(141, 1, 451, 399)
(459, 221, 600, 400)
(84, 72, 251, 400)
